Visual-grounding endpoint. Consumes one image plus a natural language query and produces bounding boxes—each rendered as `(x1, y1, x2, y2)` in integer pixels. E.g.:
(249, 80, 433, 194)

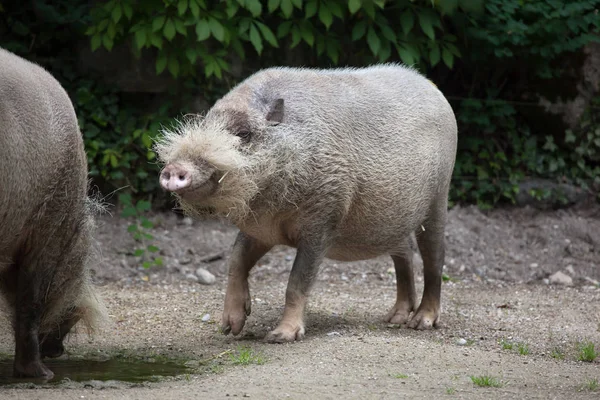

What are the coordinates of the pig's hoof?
(407, 308, 439, 330)
(14, 361, 54, 379)
(384, 303, 414, 325)
(264, 323, 305, 343)
(220, 310, 247, 336)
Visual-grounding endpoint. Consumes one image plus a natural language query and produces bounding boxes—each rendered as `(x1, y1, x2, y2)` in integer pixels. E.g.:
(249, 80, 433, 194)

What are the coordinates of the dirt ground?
(1, 204, 599, 399)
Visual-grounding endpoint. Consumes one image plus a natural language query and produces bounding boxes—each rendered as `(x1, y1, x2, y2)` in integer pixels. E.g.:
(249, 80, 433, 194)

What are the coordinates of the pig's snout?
(160, 163, 192, 192)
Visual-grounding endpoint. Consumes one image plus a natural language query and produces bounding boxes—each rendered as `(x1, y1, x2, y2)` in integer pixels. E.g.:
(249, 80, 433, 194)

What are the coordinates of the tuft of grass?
(209, 363, 225, 374)
(391, 373, 408, 379)
(577, 341, 597, 362)
(500, 339, 513, 350)
(582, 378, 599, 392)
(446, 387, 456, 394)
(229, 346, 266, 366)
(551, 347, 565, 360)
(470, 375, 503, 388)
(517, 343, 530, 355)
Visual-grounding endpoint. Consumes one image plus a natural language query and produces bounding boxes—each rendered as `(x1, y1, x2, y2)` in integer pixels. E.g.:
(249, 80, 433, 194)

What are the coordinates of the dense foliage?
(1, 0, 599, 209)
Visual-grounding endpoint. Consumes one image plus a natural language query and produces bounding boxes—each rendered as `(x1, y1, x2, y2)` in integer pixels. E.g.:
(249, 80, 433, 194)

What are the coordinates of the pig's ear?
(266, 98, 284, 125)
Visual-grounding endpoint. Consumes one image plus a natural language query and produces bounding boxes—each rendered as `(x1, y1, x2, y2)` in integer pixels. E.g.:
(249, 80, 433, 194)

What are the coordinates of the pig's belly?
(325, 245, 390, 262)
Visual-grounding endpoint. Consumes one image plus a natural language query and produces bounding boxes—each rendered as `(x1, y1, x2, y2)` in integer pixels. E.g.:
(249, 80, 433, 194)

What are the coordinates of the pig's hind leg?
(12, 254, 54, 379)
(408, 205, 447, 330)
(385, 238, 417, 325)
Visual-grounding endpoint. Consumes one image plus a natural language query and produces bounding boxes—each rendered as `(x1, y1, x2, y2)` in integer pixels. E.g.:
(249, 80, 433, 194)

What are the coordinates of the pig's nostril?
(178, 174, 186, 181)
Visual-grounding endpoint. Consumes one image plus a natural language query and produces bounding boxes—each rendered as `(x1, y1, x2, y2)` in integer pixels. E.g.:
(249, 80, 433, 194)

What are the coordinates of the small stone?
(549, 271, 573, 286)
(584, 276, 599, 286)
(529, 263, 538, 269)
(185, 273, 198, 282)
(183, 217, 193, 226)
(285, 255, 293, 261)
(565, 265, 575, 276)
(179, 257, 192, 265)
(457, 338, 468, 346)
(327, 331, 341, 336)
(196, 268, 216, 285)
(201, 313, 211, 322)
(543, 278, 550, 285)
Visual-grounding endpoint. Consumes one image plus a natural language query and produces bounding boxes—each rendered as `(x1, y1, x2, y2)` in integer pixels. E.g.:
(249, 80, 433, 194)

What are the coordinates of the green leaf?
(326, 40, 339, 64)
(418, 11, 435, 40)
(134, 249, 145, 257)
(249, 23, 263, 54)
(256, 21, 278, 47)
(280, 0, 293, 18)
(300, 23, 314, 46)
(268, 0, 281, 13)
(305, 0, 318, 18)
(135, 29, 147, 49)
(152, 16, 166, 32)
(118, 192, 132, 206)
(442, 48, 454, 68)
(378, 23, 396, 42)
(147, 245, 160, 253)
(352, 20, 366, 40)
(189, 0, 200, 17)
(348, 0, 361, 14)
(226, 2, 239, 18)
(127, 224, 139, 234)
(245, 0, 262, 17)
(136, 200, 152, 212)
(102, 35, 114, 51)
(196, 20, 210, 41)
(150, 32, 163, 49)
(186, 48, 198, 63)
(163, 19, 176, 41)
(123, 4, 133, 20)
(290, 0, 302, 8)
(277, 20, 292, 37)
(290, 25, 301, 48)
(209, 18, 225, 41)
(378, 39, 391, 62)
(429, 45, 440, 66)
(142, 220, 154, 229)
(174, 19, 187, 35)
(397, 44, 415, 65)
(366, 26, 380, 55)
(156, 52, 168, 74)
(91, 34, 102, 51)
(319, 4, 333, 29)
(178, 0, 188, 15)
(400, 11, 414, 35)
(111, 4, 122, 23)
(445, 42, 461, 57)
(438, 0, 458, 15)
(154, 257, 164, 266)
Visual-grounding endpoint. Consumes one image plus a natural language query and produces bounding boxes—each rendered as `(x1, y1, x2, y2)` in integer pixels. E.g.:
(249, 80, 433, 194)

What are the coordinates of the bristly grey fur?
(0, 46, 107, 374)
(156, 63, 458, 341)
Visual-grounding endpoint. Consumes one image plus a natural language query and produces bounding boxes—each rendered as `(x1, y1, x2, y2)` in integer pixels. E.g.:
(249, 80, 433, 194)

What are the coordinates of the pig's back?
(246, 65, 457, 257)
(0, 48, 87, 254)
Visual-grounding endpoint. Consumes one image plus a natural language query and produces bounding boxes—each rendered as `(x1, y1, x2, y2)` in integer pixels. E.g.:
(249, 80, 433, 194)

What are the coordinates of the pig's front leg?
(221, 232, 271, 336)
(265, 240, 327, 343)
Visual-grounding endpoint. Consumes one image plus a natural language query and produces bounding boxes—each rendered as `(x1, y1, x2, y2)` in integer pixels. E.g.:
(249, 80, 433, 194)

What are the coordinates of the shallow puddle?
(0, 358, 192, 386)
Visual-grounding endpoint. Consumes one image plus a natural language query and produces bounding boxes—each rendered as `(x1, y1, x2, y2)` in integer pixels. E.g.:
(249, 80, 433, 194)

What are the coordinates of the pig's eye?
(236, 130, 252, 140)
